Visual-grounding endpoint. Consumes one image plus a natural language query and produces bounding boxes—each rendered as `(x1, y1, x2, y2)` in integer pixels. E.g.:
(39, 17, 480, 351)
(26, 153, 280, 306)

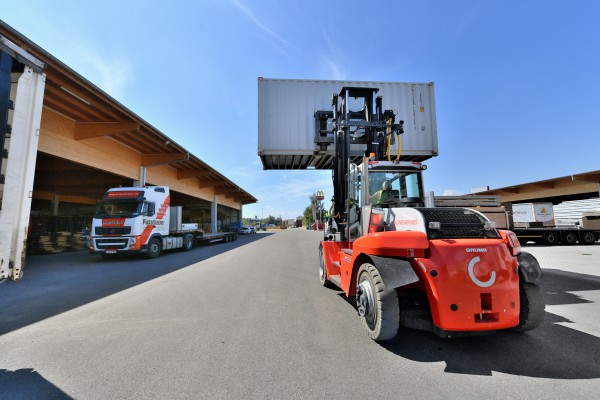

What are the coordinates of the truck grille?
(419, 208, 500, 239)
(95, 227, 132, 235)
(94, 238, 129, 250)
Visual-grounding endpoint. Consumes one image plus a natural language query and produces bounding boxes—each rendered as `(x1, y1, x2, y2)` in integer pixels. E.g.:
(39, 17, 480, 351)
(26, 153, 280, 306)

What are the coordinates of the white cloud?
(229, 0, 296, 57)
(73, 43, 133, 100)
(323, 56, 346, 80)
(320, 29, 347, 80)
(243, 173, 333, 220)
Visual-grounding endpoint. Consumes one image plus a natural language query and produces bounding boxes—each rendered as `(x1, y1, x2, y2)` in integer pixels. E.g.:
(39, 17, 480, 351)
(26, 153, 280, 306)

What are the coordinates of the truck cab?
(90, 186, 170, 257)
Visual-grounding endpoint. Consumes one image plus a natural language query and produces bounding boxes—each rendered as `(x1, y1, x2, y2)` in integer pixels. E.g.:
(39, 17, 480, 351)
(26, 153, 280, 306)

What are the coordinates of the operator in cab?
(370, 180, 395, 205)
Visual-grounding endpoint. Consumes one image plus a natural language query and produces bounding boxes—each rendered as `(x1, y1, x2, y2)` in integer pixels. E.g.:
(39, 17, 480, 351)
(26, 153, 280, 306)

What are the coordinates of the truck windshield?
(368, 170, 423, 206)
(94, 200, 142, 218)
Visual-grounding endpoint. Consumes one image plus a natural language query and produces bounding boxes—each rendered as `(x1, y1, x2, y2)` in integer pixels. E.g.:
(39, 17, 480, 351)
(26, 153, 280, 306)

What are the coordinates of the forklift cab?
(346, 160, 426, 241)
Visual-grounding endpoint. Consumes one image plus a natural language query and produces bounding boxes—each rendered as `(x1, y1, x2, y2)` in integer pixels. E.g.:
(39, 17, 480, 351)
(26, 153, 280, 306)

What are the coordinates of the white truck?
(90, 186, 237, 259)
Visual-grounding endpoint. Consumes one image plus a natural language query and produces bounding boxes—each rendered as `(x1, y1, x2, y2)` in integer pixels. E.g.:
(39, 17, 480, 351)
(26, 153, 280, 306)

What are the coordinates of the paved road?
(1, 230, 599, 399)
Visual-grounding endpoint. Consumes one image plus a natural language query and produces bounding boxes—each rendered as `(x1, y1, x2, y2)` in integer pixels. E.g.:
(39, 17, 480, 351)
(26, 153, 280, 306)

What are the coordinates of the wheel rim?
(357, 277, 376, 329)
(150, 241, 159, 254)
(546, 233, 558, 244)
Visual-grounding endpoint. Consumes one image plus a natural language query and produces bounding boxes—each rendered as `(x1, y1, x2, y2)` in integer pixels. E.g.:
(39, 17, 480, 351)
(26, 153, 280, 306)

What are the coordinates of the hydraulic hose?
(386, 118, 392, 161)
(329, 201, 339, 219)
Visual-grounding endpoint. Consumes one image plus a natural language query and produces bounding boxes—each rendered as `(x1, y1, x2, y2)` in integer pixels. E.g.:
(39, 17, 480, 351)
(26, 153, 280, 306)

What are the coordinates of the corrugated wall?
(257, 78, 438, 168)
(553, 198, 600, 226)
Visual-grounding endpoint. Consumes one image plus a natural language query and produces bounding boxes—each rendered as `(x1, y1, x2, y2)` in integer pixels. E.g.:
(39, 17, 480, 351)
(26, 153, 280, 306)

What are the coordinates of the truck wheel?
(580, 231, 596, 245)
(356, 263, 400, 341)
(563, 232, 577, 245)
(318, 245, 332, 288)
(182, 234, 195, 251)
(513, 282, 545, 332)
(544, 232, 559, 245)
(146, 238, 162, 259)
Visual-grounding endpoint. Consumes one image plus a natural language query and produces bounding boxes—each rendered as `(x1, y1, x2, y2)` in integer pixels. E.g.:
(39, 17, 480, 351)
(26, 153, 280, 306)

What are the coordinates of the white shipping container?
(257, 78, 438, 170)
(513, 203, 554, 224)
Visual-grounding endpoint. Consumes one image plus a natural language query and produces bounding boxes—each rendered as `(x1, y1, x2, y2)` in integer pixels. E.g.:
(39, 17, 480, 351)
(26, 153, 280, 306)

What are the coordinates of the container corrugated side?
(257, 78, 438, 170)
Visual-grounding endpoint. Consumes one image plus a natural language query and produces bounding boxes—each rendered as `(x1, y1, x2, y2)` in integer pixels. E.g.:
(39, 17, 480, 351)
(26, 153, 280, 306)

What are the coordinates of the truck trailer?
(90, 186, 237, 259)
(435, 196, 600, 246)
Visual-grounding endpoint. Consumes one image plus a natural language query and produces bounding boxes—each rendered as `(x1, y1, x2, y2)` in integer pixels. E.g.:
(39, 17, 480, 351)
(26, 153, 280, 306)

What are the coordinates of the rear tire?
(182, 234, 194, 251)
(563, 231, 577, 245)
(544, 232, 559, 245)
(146, 238, 162, 259)
(356, 263, 400, 341)
(513, 282, 545, 332)
(580, 231, 596, 245)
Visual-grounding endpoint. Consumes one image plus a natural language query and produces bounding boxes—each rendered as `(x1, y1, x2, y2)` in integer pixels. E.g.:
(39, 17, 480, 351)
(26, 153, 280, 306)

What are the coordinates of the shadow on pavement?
(0, 233, 273, 336)
(0, 369, 72, 400)
(338, 270, 600, 379)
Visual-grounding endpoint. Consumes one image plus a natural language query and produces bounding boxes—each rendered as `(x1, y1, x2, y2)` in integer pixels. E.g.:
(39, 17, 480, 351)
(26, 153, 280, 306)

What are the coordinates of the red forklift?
(317, 87, 545, 340)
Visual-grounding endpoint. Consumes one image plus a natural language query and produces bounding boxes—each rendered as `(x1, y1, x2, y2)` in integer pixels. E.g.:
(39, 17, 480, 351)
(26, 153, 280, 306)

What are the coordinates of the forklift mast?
(324, 87, 404, 241)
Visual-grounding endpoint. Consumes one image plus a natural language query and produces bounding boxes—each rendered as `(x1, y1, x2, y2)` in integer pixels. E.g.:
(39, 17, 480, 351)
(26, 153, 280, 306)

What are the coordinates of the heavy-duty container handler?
(257, 79, 545, 341)
(315, 86, 545, 340)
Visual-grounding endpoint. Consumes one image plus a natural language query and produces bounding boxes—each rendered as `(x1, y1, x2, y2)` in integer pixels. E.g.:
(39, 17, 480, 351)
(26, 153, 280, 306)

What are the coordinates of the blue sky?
(2, 0, 599, 220)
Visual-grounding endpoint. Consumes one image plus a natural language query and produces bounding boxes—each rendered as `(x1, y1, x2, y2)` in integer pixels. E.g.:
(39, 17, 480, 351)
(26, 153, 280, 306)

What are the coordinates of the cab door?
(347, 162, 362, 241)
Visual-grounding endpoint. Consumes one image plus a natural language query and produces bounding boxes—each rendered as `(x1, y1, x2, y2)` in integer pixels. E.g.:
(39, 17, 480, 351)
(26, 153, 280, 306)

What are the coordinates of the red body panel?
(322, 241, 343, 279)
(353, 231, 429, 258)
(321, 231, 521, 332)
(415, 239, 520, 331)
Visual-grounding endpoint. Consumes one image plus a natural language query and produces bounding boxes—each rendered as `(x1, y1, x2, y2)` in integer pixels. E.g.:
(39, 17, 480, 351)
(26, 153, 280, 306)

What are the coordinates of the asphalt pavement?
(1, 229, 599, 399)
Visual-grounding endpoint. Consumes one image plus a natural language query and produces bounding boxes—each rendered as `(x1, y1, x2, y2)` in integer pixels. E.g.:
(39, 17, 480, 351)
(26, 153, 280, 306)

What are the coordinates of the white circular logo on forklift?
(467, 256, 496, 288)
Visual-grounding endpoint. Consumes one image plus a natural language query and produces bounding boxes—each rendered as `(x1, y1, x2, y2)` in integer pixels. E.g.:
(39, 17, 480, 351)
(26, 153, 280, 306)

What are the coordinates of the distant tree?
(303, 205, 312, 226)
(303, 194, 325, 226)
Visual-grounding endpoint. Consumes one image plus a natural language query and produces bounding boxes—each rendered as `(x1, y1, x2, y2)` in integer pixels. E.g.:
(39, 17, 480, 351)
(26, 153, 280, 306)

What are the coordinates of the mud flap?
(370, 256, 419, 289)
(517, 252, 543, 286)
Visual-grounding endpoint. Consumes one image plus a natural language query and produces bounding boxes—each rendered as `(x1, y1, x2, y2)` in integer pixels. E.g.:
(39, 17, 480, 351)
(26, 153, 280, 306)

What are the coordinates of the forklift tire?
(182, 234, 195, 251)
(356, 263, 400, 341)
(146, 238, 162, 259)
(318, 245, 332, 288)
(513, 282, 545, 332)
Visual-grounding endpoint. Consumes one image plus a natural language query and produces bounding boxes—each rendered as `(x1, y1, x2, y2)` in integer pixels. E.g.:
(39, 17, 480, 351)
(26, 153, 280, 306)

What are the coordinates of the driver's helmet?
(382, 180, 392, 191)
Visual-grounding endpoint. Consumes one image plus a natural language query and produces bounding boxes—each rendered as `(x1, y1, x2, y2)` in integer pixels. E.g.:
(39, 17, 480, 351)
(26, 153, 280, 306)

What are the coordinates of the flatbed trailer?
(512, 227, 599, 245)
(90, 186, 238, 259)
(197, 231, 237, 244)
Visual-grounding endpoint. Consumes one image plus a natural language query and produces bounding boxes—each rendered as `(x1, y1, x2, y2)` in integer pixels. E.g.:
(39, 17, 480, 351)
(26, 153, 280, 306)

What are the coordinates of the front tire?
(318, 245, 332, 287)
(356, 263, 400, 341)
(146, 238, 162, 259)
